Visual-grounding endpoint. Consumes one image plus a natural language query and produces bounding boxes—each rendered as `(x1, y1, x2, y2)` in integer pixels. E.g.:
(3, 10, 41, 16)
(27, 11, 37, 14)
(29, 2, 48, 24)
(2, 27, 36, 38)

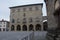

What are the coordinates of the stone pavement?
(0, 31, 47, 40)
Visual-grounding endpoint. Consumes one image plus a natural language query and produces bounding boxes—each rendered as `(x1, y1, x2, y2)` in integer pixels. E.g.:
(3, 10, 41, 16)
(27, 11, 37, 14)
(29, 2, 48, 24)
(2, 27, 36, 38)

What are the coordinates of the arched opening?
(36, 24, 41, 31)
(54, 7, 60, 30)
(23, 25, 27, 31)
(43, 21, 48, 31)
(0, 28, 1, 31)
(16, 25, 21, 31)
(29, 24, 34, 31)
(54, 0, 59, 10)
(11, 25, 15, 31)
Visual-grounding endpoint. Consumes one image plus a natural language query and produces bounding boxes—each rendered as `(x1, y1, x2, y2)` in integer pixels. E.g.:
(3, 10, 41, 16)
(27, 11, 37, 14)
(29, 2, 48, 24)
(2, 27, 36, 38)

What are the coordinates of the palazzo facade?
(9, 3, 44, 31)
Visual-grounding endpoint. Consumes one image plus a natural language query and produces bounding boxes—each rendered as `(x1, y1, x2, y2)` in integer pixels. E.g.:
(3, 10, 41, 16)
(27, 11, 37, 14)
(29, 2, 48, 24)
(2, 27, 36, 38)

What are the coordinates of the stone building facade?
(9, 3, 44, 31)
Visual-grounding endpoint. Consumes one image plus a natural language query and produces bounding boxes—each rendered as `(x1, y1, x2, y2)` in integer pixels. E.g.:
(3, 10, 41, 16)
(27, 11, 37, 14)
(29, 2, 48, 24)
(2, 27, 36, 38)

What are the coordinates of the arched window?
(17, 9, 20, 12)
(12, 19, 15, 23)
(35, 6, 39, 10)
(23, 8, 26, 11)
(43, 21, 48, 31)
(16, 25, 21, 31)
(35, 17, 40, 22)
(23, 18, 27, 23)
(29, 17, 33, 23)
(17, 18, 20, 23)
(11, 25, 15, 31)
(29, 24, 34, 31)
(23, 25, 27, 31)
(11, 9, 15, 13)
(29, 7, 32, 11)
(35, 24, 41, 31)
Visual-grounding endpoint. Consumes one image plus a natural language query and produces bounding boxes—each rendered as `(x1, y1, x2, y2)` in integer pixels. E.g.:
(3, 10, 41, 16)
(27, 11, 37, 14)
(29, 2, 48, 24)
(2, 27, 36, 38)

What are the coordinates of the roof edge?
(9, 3, 43, 9)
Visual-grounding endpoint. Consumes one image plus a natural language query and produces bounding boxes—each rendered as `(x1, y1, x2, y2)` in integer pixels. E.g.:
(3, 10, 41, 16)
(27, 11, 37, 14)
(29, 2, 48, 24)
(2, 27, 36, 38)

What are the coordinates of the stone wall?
(44, 0, 59, 29)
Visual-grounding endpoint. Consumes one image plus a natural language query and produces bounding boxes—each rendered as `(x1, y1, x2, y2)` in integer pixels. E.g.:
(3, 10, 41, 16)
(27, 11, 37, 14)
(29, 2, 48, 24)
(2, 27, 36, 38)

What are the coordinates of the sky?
(0, 0, 46, 21)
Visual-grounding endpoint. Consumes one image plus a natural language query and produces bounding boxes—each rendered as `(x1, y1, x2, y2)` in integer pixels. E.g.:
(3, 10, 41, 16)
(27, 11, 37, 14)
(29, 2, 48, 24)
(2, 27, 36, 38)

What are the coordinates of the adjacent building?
(9, 3, 44, 31)
(44, 0, 60, 29)
(44, 0, 60, 40)
(0, 19, 9, 31)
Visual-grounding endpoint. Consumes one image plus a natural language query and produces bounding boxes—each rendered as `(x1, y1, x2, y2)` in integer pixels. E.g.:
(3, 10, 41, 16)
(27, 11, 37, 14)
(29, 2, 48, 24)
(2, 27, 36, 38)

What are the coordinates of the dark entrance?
(36, 24, 41, 31)
(43, 21, 48, 31)
(0, 28, 1, 31)
(29, 24, 33, 31)
(11, 25, 15, 31)
(17, 25, 21, 31)
(23, 25, 27, 31)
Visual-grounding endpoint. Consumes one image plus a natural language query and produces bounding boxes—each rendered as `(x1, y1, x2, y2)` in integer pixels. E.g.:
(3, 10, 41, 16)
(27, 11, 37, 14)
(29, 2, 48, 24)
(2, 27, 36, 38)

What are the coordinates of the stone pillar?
(9, 23, 11, 31)
(1, 28, 3, 31)
(41, 23, 43, 31)
(15, 25, 16, 31)
(34, 25, 35, 31)
(27, 25, 29, 31)
(21, 25, 22, 31)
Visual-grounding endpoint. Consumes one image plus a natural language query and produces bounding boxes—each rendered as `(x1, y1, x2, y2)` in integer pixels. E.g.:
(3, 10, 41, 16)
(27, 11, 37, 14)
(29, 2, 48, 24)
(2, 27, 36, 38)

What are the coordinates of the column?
(27, 25, 29, 31)
(21, 25, 22, 31)
(41, 22, 43, 31)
